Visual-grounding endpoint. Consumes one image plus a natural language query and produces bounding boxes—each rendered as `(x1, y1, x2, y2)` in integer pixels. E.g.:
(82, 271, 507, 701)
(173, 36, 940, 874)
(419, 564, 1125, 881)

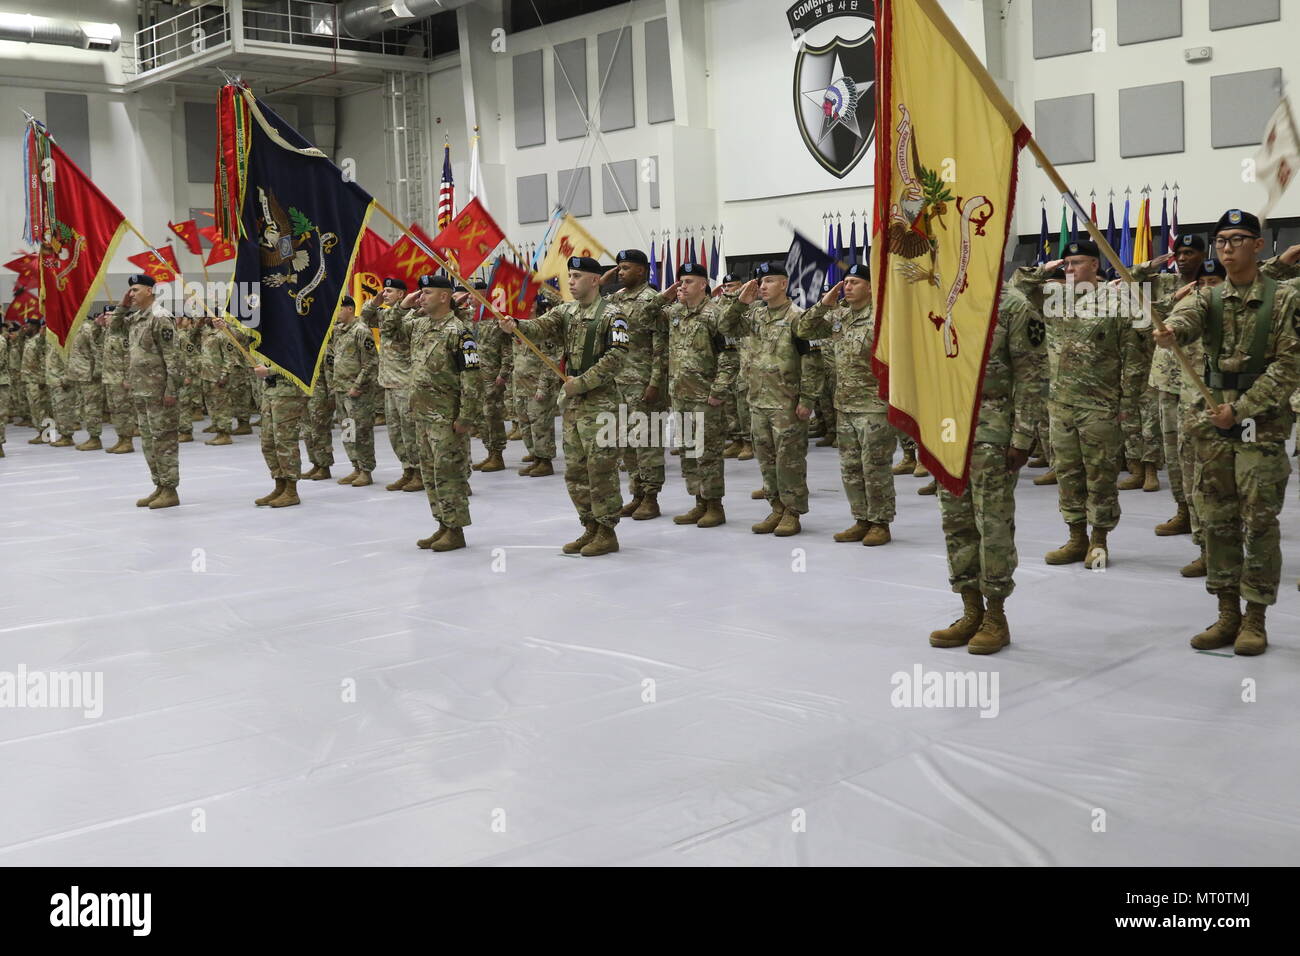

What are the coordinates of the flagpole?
(371, 200, 566, 381)
(1024, 136, 1215, 407)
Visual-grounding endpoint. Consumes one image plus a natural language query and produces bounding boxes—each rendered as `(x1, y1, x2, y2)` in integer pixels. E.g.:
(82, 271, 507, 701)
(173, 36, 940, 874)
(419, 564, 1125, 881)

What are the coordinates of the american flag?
(437, 142, 454, 231)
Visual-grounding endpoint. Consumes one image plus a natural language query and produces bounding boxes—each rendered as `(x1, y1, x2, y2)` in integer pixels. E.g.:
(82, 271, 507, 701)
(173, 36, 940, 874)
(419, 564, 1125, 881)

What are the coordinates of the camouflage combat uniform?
(665, 296, 738, 500)
(364, 298, 416, 473)
(110, 300, 182, 489)
(0, 332, 9, 447)
(333, 319, 380, 473)
(44, 329, 78, 440)
(66, 318, 105, 441)
(101, 313, 136, 440)
(300, 322, 337, 469)
(474, 310, 514, 458)
(512, 318, 564, 462)
(258, 371, 309, 480)
(199, 323, 240, 436)
(610, 281, 669, 500)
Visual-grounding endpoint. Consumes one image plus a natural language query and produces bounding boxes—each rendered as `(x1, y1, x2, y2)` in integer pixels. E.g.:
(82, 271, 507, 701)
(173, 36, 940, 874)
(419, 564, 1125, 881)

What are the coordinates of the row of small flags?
(1037, 183, 1182, 272)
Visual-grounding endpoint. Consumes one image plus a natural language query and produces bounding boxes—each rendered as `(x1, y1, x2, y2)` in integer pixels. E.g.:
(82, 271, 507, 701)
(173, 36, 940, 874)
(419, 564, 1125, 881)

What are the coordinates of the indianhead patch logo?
(789, 1, 875, 179)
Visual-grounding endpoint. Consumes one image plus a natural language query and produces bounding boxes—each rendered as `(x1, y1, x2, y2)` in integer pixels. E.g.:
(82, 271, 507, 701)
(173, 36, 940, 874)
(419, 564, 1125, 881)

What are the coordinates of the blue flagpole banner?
(785, 230, 835, 308)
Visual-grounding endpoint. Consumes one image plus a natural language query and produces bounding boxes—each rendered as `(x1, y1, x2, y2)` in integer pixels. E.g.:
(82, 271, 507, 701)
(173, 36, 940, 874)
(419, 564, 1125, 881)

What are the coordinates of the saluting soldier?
(0, 322, 10, 456)
(198, 317, 240, 446)
(21, 319, 49, 443)
(109, 274, 182, 509)
(67, 311, 106, 451)
(333, 297, 380, 488)
(498, 256, 630, 556)
(100, 304, 137, 454)
(470, 278, 513, 475)
(717, 273, 751, 459)
(364, 278, 421, 491)
(298, 305, 342, 479)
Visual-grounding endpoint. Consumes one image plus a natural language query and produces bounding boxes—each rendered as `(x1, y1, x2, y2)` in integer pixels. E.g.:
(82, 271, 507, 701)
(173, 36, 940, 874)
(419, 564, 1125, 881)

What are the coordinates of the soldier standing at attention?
(1013, 240, 1144, 568)
(1153, 209, 1300, 655)
(333, 297, 380, 488)
(928, 285, 1044, 654)
(662, 264, 736, 528)
(44, 325, 78, 447)
(471, 279, 512, 475)
(513, 296, 563, 478)
(109, 274, 182, 509)
(199, 317, 238, 446)
(498, 257, 630, 556)
(717, 273, 751, 459)
(298, 306, 341, 479)
(100, 305, 137, 454)
(364, 278, 421, 491)
(21, 319, 49, 443)
(173, 316, 197, 444)
(797, 265, 896, 545)
(606, 250, 669, 521)
(67, 311, 106, 451)
(723, 262, 823, 537)
(391, 274, 483, 552)
(245, 325, 310, 509)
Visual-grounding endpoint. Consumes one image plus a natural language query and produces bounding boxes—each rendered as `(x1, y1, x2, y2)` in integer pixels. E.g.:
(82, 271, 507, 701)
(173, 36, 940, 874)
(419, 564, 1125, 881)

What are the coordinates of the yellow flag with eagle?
(871, 0, 1029, 495)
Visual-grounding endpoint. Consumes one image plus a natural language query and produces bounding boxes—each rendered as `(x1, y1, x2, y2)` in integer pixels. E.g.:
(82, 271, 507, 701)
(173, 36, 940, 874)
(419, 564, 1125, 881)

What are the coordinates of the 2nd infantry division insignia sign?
(789, 1, 876, 178)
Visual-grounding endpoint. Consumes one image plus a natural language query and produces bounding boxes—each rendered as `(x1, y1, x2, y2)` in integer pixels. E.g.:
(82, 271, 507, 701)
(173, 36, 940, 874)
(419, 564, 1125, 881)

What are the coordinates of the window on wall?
(506, 0, 629, 34)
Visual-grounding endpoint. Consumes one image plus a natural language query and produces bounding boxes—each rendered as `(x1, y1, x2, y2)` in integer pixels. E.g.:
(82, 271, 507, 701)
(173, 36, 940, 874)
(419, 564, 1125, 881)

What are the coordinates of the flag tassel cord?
(1024, 135, 1216, 408)
(371, 199, 567, 382)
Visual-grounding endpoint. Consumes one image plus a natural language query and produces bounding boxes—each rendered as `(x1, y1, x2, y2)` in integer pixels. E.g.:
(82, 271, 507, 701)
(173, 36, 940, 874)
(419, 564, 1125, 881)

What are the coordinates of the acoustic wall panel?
(558, 166, 592, 218)
(46, 93, 92, 176)
(1033, 93, 1095, 165)
(602, 160, 638, 214)
(1210, 68, 1283, 147)
(516, 173, 549, 225)
(648, 155, 661, 209)
(1210, 0, 1279, 31)
(1031, 0, 1092, 59)
(1118, 81, 1184, 157)
(554, 38, 589, 142)
(183, 100, 218, 185)
(1117, 0, 1182, 45)
(644, 17, 675, 125)
(513, 50, 546, 148)
(597, 27, 635, 132)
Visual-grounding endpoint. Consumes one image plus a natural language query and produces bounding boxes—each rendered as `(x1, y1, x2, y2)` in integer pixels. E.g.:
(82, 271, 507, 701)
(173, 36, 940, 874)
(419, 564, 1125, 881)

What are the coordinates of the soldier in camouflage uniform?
(333, 297, 380, 487)
(513, 296, 564, 477)
(721, 262, 823, 537)
(198, 318, 239, 446)
(717, 274, 751, 459)
(605, 250, 668, 521)
(44, 326, 79, 446)
(470, 279, 513, 475)
(1014, 239, 1144, 567)
(364, 278, 420, 491)
(298, 307, 340, 478)
(1154, 209, 1300, 655)
(7, 322, 27, 428)
(500, 256, 630, 556)
(389, 274, 483, 552)
(109, 274, 182, 508)
(658, 264, 737, 527)
(100, 304, 136, 453)
(1009, 264, 1063, 484)
(248, 339, 310, 509)
(928, 285, 1044, 654)
(67, 310, 105, 450)
(0, 324, 9, 456)
(172, 316, 198, 443)
(22, 321, 50, 443)
(797, 265, 896, 545)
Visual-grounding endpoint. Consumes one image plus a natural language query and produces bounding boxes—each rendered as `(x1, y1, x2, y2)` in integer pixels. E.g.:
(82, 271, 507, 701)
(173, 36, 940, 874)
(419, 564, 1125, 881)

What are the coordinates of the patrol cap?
(340, 296, 355, 309)
(722, 272, 741, 284)
(1064, 239, 1100, 260)
(616, 249, 648, 266)
(1202, 259, 1227, 279)
(756, 262, 788, 278)
(418, 274, 454, 290)
(383, 277, 409, 291)
(1215, 209, 1261, 236)
(126, 274, 157, 288)
(678, 262, 709, 280)
(1174, 234, 1206, 253)
(567, 256, 604, 275)
(844, 263, 870, 280)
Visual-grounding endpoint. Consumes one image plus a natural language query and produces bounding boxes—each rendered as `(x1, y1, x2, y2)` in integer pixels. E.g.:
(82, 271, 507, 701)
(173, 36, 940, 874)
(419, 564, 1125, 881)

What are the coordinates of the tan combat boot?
(674, 497, 706, 525)
(403, 470, 425, 491)
(479, 450, 505, 473)
(528, 458, 554, 477)
(149, 487, 180, 509)
(917, 480, 937, 495)
(1032, 468, 1057, 486)
(506, 423, 523, 440)
(1191, 594, 1241, 650)
(177, 431, 193, 443)
(232, 420, 252, 435)
(386, 468, 411, 491)
(1045, 522, 1088, 565)
(697, 499, 726, 528)
(563, 522, 598, 554)
(1155, 502, 1191, 536)
(109, 437, 135, 454)
(50, 435, 74, 447)
(751, 505, 785, 534)
(136, 486, 162, 507)
(1180, 548, 1206, 578)
(632, 494, 660, 520)
(255, 479, 286, 506)
(750, 488, 766, 500)
(1117, 457, 1144, 490)
(269, 481, 301, 508)
(518, 461, 537, 476)
(722, 440, 742, 459)
(773, 510, 801, 537)
(76, 437, 102, 451)
(27, 432, 45, 444)
(300, 465, 319, 480)
(891, 451, 916, 475)
(1234, 603, 1268, 656)
(417, 523, 448, 550)
(619, 495, 645, 518)
(930, 589, 984, 648)
(522, 452, 536, 463)
(580, 524, 619, 556)
(205, 433, 232, 446)
(351, 471, 373, 488)
(201, 423, 218, 434)
(969, 595, 1010, 654)
(863, 523, 892, 547)
(1028, 456, 1049, 468)
(313, 466, 332, 481)
(913, 462, 930, 478)
(736, 442, 754, 461)
(1085, 528, 1109, 569)
(1142, 463, 1160, 492)
(432, 526, 466, 552)
(833, 520, 870, 543)
(337, 468, 360, 485)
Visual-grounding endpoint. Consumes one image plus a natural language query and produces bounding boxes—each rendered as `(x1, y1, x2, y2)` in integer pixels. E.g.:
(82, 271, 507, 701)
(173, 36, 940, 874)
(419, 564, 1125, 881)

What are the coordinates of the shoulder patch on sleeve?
(363, 334, 376, 352)
(161, 327, 174, 343)
(458, 328, 481, 371)
(609, 315, 630, 346)
(1027, 317, 1046, 346)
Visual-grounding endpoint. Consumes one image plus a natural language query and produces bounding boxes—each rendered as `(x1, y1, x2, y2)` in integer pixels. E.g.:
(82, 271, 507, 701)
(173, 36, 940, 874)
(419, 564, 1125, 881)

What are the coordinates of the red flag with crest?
(430, 198, 504, 277)
(383, 223, 441, 289)
(486, 257, 541, 320)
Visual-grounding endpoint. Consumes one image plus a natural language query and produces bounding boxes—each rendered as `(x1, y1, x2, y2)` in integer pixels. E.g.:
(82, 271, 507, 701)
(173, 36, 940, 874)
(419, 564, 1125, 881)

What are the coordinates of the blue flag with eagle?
(216, 85, 374, 391)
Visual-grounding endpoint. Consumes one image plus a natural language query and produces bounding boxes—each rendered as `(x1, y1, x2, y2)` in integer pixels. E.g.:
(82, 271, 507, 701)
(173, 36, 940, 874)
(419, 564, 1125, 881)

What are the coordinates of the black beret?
(473, 280, 488, 290)
(418, 274, 454, 290)
(722, 273, 741, 284)
(844, 263, 870, 279)
(1064, 239, 1099, 259)
(1174, 234, 1206, 253)
(756, 262, 788, 278)
(25, 317, 41, 326)
(1215, 209, 1261, 237)
(1202, 259, 1227, 279)
(616, 249, 648, 266)
(127, 274, 157, 288)
(383, 277, 408, 290)
(340, 296, 355, 309)
(568, 256, 604, 275)
(678, 262, 709, 279)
